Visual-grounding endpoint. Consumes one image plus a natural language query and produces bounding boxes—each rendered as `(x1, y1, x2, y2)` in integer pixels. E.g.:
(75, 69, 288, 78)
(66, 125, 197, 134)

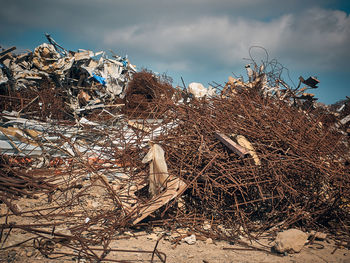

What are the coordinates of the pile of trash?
(0, 34, 136, 120)
(0, 40, 349, 262)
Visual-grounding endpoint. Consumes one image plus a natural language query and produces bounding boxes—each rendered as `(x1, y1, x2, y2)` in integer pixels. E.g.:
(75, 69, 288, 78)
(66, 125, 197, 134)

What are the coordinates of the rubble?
(182, 234, 197, 245)
(0, 35, 136, 121)
(205, 238, 214, 245)
(273, 229, 309, 253)
(0, 40, 349, 262)
(309, 230, 328, 241)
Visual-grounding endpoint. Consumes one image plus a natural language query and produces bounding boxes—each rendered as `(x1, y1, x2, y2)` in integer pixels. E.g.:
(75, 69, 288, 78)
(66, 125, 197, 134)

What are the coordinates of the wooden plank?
(215, 131, 249, 157)
(131, 175, 187, 225)
(0, 46, 16, 57)
(0, 46, 16, 62)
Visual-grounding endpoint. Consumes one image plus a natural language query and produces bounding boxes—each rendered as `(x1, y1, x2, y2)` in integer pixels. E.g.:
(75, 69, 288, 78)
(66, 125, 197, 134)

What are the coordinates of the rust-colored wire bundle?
(0, 73, 349, 262)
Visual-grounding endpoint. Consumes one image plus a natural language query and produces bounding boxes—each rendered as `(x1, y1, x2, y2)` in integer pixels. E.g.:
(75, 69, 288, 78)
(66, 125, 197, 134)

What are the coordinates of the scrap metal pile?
(0, 34, 135, 121)
(0, 41, 349, 262)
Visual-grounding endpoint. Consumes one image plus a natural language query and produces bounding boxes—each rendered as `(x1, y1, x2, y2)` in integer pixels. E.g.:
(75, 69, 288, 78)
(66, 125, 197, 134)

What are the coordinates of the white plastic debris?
(188, 82, 216, 98)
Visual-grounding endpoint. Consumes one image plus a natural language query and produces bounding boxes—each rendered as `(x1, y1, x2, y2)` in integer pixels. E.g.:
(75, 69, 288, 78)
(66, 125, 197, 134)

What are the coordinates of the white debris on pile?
(188, 82, 216, 98)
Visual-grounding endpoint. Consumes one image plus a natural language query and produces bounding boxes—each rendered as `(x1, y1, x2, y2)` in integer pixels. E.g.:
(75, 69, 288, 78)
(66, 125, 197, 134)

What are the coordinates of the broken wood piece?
(340, 114, 350, 125)
(0, 196, 21, 215)
(78, 90, 91, 106)
(0, 127, 39, 146)
(128, 120, 151, 133)
(131, 175, 187, 225)
(335, 114, 350, 128)
(24, 76, 42, 80)
(118, 180, 147, 210)
(15, 52, 32, 63)
(215, 132, 249, 157)
(74, 50, 94, 61)
(0, 46, 16, 62)
(0, 46, 16, 56)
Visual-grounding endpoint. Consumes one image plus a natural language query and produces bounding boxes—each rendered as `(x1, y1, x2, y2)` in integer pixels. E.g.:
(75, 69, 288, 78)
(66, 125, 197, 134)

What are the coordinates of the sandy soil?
(0, 226, 349, 263)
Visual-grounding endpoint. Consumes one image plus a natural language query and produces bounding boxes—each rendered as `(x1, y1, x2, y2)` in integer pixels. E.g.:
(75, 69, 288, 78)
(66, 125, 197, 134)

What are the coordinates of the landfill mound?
(0, 38, 349, 262)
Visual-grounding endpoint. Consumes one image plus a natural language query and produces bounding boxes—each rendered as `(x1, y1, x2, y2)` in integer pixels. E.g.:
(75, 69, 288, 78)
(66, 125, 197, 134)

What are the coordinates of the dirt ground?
(0, 227, 349, 263)
(1, 175, 349, 263)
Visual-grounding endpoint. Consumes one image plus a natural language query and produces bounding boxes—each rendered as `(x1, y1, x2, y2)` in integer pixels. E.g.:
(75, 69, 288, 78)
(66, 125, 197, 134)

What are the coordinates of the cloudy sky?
(1, 0, 349, 104)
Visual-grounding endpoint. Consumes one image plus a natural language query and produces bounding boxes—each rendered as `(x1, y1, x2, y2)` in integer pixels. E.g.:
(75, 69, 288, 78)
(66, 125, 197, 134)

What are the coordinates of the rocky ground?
(0, 229, 349, 263)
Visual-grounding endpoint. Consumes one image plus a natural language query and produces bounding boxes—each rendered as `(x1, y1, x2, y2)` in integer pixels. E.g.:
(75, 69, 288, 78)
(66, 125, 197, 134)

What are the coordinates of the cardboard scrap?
(234, 134, 261, 165)
(142, 143, 170, 197)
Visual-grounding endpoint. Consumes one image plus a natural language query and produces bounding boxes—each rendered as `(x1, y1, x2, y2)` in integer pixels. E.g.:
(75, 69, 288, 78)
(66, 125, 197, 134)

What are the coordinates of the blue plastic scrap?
(92, 73, 106, 86)
(122, 59, 128, 67)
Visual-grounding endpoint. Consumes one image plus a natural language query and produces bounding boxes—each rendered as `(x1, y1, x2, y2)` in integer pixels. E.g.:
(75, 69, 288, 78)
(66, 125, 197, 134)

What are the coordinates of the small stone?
(182, 234, 196, 245)
(274, 229, 308, 253)
(309, 230, 327, 240)
(205, 238, 214, 244)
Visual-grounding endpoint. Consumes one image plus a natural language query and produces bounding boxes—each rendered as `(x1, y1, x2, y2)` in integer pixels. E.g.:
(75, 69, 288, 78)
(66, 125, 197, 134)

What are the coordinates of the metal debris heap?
(0, 41, 349, 262)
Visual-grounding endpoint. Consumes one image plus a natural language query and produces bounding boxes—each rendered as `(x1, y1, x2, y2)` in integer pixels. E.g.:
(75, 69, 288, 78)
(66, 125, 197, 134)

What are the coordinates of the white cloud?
(104, 16, 292, 69)
(103, 8, 349, 73)
(276, 8, 350, 71)
(0, 0, 348, 103)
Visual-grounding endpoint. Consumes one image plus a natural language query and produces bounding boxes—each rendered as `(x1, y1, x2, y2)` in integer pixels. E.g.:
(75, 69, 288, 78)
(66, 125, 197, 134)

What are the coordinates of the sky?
(1, 0, 349, 104)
